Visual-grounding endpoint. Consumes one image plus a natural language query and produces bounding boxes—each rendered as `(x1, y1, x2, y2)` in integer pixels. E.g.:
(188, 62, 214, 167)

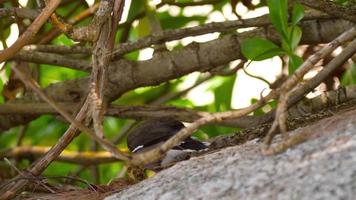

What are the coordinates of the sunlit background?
(0, 0, 281, 109)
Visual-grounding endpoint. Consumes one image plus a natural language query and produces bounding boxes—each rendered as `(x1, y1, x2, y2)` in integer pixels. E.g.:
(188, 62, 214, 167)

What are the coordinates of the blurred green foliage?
(341, 65, 356, 85)
(0, 0, 246, 185)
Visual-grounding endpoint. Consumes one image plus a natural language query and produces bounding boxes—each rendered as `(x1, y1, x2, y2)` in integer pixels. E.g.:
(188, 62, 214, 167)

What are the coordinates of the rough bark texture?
(106, 109, 356, 200)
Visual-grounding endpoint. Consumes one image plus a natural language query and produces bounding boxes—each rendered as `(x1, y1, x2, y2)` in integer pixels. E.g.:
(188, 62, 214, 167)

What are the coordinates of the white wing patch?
(132, 145, 144, 153)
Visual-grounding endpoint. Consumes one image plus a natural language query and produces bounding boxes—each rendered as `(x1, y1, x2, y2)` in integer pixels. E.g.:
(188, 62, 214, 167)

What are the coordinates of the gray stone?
(106, 109, 356, 200)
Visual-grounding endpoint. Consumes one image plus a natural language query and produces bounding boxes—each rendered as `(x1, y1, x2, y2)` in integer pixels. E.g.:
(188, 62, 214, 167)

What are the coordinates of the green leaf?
(167, 98, 195, 108)
(282, 26, 302, 53)
(52, 34, 74, 46)
(341, 64, 356, 85)
(125, 0, 145, 22)
(281, 37, 291, 53)
(267, 0, 289, 40)
(292, 2, 304, 25)
(214, 75, 236, 111)
(241, 38, 284, 61)
(333, 0, 349, 5)
(137, 16, 151, 38)
(0, 25, 11, 41)
(288, 54, 303, 74)
(290, 26, 302, 50)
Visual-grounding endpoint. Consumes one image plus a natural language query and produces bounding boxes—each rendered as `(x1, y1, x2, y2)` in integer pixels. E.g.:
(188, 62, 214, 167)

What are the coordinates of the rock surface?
(106, 109, 356, 200)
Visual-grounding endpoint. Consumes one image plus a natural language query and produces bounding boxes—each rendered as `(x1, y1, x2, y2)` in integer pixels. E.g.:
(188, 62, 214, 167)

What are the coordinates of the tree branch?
(0, 146, 117, 165)
(0, 0, 61, 63)
(112, 10, 332, 58)
(0, 8, 39, 19)
(11, 50, 91, 71)
(299, 0, 356, 23)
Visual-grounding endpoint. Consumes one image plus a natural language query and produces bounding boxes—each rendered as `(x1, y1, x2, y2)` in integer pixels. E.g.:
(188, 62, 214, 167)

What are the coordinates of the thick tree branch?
(0, 19, 354, 132)
(299, 0, 356, 23)
(112, 10, 332, 58)
(9, 11, 333, 69)
(11, 50, 91, 71)
(22, 45, 91, 55)
(0, 8, 39, 19)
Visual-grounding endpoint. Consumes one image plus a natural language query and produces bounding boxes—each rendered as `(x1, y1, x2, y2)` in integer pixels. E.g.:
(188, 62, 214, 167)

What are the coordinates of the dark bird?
(127, 118, 208, 170)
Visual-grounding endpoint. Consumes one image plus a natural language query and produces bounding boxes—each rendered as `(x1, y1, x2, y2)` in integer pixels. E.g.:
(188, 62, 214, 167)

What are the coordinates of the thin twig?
(38, 3, 100, 44)
(243, 66, 271, 87)
(3, 158, 56, 193)
(9, 64, 128, 161)
(111, 11, 332, 58)
(0, 99, 89, 199)
(0, 0, 61, 62)
(263, 27, 356, 150)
